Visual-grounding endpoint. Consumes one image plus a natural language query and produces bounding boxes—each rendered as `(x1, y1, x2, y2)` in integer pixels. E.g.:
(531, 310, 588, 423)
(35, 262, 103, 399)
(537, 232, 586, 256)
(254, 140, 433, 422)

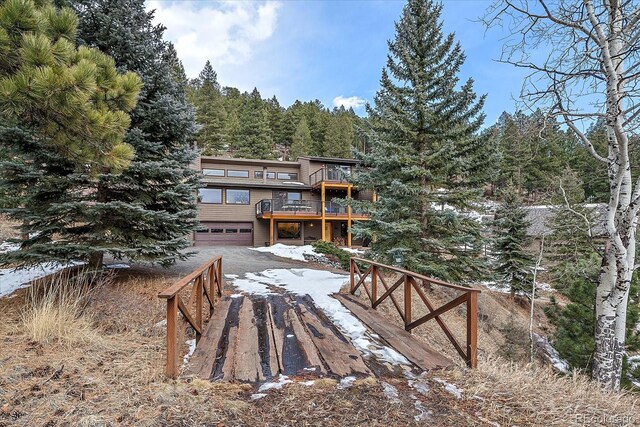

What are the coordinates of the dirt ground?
(0, 267, 637, 427)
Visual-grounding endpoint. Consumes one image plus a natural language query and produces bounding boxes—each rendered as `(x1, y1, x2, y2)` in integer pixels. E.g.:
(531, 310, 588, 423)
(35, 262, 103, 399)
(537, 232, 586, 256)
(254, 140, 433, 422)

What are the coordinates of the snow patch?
(413, 399, 433, 422)
(381, 382, 401, 403)
(434, 378, 463, 399)
(627, 355, 640, 389)
(182, 339, 196, 364)
(301, 380, 316, 386)
(337, 376, 356, 390)
(341, 247, 365, 255)
(533, 333, 570, 374)
(250, 393, 267, 401)
(249, 244, 318, 262)
(225, 274, 239, 279)
(0, 241, 20, 254)
(258, 374, 292, 392)
(0, 262, 83, 299)
(408, 379, 430, 396)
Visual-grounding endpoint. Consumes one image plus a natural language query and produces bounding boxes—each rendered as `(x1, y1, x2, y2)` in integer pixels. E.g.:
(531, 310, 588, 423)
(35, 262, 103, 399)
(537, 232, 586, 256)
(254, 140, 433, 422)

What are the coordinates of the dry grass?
(20, 270, 110, 346)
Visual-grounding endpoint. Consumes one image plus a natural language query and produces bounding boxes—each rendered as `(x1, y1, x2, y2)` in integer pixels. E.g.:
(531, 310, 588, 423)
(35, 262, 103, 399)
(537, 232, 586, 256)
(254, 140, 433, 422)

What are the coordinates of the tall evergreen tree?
(324, 112, 354, 158)
(3, 0, 200, 268)
(236, 88, 275, 159)
(290, 117, 312, 160)
(351, 0, 488, 282)
(492, 183, 534, 296)
(190, 61, 227, 155)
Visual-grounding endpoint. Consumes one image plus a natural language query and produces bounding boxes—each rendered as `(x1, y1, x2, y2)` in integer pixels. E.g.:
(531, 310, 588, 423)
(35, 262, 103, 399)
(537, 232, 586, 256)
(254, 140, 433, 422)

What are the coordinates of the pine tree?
(236, 88, 275, 159)
(290, 117, 312, 160)
(324, 112, 354, 158)
(190, 61, 227, 155)
(493, 183, 534, 296)
(351, 0, 488, 282)
(2, 0, 200, 268)
(0, 0, 141, 170)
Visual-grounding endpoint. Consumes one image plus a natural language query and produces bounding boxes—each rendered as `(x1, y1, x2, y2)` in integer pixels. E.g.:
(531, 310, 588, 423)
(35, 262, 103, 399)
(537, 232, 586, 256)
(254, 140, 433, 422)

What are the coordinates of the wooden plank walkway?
(187, 292, 451, 382)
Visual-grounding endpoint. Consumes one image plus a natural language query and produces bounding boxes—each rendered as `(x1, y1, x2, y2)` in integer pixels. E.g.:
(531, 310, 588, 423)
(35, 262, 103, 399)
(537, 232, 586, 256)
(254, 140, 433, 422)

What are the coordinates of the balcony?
(255, 199, 369, 220)
(309, 167, 352, 188)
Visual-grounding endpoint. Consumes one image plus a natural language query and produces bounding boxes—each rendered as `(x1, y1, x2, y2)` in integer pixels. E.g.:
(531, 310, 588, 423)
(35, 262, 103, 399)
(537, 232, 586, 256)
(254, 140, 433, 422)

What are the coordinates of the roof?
(200, 156, 301, 167)
(524, 204, 607, 237)
(297, 156, 360, 165)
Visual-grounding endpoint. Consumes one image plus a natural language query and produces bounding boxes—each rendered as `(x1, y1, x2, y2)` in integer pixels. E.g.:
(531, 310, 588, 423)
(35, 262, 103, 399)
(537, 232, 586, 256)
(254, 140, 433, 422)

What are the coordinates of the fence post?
(466, 291, 478, 368)
(195, 276, 203, 344)
(350, 258, 355, 293)
(371, 265, 378, 305)
(404, 274, 412, 332)
(217, 258, 223, 296)
(166, 296, 179, 378)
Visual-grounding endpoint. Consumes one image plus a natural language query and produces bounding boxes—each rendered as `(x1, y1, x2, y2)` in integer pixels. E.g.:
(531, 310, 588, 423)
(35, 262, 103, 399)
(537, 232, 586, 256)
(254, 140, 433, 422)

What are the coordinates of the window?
(277, 222, 301, 239)
(226, 189, 250, 204)
(225, 229, 238, 233)
(273, 191, 301, 210)
(196, 227, 209, 233)
(326, 164, 351, 181)
(211, 228, 223, 233)
(198, 188, 222, 204)
(239, 228, 252, 233)
(277, 172, 298, 180)
(202, 168, 224, 177)
(255, 171, 276, 179)
(227, 170, 249, 178)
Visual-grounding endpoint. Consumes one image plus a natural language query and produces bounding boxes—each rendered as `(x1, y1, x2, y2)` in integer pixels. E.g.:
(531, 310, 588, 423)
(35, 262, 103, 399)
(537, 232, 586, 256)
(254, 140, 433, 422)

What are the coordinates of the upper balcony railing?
(255, 199, 366, 217)
(309, 167, 352, 187)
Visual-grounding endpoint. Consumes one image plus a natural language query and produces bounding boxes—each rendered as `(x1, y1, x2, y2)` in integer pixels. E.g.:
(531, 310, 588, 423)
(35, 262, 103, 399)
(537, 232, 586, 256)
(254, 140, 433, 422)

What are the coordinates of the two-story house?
(194, 156, 372, 248)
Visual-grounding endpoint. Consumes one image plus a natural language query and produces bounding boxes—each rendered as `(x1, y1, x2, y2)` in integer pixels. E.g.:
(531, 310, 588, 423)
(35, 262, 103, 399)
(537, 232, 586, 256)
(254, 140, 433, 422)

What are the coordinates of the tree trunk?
(88, 251, 104, 269)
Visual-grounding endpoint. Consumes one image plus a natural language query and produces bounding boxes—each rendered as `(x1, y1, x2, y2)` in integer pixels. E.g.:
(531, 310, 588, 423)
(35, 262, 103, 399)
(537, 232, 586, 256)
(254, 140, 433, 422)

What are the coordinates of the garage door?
(195, 222, 253, 246)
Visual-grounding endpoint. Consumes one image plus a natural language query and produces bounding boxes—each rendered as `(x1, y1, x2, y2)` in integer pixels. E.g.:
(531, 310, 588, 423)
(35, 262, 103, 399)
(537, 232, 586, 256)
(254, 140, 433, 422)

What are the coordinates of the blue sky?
(148, 0, 530, 125)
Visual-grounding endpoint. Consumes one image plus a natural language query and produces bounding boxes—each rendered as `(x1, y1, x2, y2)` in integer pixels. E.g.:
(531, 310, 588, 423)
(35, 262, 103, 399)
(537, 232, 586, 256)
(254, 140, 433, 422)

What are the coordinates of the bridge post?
(466, 291, 478, 368)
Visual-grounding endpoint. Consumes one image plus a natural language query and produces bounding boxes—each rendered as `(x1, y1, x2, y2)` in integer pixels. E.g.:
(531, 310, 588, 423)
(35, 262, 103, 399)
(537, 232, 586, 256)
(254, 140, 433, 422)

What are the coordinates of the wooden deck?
(186, 293, 452, 382)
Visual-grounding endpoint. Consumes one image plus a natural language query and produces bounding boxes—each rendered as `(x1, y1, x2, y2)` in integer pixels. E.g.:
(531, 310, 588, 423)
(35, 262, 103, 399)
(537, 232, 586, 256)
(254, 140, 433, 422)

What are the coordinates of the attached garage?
(194, 222, 254, 247)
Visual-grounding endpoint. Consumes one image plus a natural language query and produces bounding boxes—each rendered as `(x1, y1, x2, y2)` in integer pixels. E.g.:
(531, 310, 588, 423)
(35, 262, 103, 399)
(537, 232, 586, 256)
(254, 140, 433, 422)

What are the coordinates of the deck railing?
(255, 199, 366, 217)
(158, 256, 223, 378)
(309, 167, 351, 186)
(349, 257, 480, 368)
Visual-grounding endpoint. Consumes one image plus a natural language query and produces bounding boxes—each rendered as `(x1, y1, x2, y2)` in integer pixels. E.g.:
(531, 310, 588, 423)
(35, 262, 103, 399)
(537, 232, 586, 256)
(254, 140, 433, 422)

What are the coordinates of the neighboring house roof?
(524, 204, 607, 237)
(297, 156, 360, 165)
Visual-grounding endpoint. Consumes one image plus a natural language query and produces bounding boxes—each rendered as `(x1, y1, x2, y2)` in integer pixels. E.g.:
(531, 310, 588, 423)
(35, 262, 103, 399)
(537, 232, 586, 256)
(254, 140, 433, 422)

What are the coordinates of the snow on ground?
(533, 333, 570, 374)
(182, 339, 196, 364)
(105, 263, 130, 269)
(479, 280, 555, 294)
(341, 247, 365, 255)
(381, 382, 401, 403)
(0, 241, 20, 254)
(228, 268, 410, 367)
(337, 376, 356, 390)
(249, 243, 318, 262)
(628, 355, 640, 389)
(433, 378, 463, 399)
(0, 262, 83, 299)
(258, 374, 293, 392)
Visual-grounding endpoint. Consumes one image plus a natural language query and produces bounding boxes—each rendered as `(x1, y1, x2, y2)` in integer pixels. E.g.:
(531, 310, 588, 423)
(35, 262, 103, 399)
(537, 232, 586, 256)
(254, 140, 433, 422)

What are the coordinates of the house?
(194, 156, 373, 247)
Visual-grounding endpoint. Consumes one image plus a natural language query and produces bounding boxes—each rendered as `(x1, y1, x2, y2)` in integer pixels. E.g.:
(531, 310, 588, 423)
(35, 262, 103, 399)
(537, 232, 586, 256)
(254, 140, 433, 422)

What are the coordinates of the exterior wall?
(200, 158, 302, 186)
(298, 158, 311, 185)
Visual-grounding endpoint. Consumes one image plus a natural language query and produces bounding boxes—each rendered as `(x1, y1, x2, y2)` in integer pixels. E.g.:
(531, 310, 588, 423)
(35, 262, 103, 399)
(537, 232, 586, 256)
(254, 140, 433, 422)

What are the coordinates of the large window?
(226, 189, 250, 204)
(227, 170, 249, 178)
(198, 188, 222, 204)
(277, 172, 298, 180)
(273, 191, 301, 210)
(255, 171, 276, 179)
(202, 168, 224, 177)
(277, 222, 301, 239)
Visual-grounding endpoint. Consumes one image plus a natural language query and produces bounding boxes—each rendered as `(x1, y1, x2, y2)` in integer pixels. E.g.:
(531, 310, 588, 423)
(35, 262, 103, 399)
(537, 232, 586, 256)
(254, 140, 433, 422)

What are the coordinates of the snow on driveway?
(249, 243, 318, 262)
(229, 267, 410, 366)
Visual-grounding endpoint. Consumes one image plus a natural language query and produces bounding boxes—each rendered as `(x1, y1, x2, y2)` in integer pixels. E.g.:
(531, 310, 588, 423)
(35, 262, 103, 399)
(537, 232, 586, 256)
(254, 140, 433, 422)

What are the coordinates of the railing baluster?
(350, 258, 355, 293)
(195, 275, 203, 344)
(166, 296, 178, 378)
(371, 265, 377, 305)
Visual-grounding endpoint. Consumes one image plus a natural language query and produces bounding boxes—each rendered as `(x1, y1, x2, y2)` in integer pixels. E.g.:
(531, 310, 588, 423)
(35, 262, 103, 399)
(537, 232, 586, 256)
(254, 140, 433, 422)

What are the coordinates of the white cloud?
(332, 95, 366, 109)
(147, 1, 282, 77)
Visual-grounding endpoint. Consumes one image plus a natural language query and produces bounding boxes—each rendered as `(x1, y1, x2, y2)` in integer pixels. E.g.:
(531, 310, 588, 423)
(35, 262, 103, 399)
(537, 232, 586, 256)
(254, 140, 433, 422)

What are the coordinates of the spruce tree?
(0, 0, 141, 170)
(2, 0, 200, 268)
(492, 183, 534, 296)
(190, 61, 227, 155)
(351, 0, 488, 282)
(290, 117, 312, 160)
(324, 112, 354, 158)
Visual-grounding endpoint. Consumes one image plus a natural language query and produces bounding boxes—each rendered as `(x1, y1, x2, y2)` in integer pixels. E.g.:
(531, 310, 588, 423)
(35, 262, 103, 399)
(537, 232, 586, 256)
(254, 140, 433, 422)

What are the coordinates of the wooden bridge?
(158, 256, 479, 381)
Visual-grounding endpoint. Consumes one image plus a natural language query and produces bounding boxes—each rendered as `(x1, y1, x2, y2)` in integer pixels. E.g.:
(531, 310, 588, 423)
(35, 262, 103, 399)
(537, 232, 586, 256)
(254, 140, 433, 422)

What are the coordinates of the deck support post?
(466, 291, 478, 368)
(347, 185, 352, 247)
(321, 182, 326, 242)
(269, 217, 274, 246)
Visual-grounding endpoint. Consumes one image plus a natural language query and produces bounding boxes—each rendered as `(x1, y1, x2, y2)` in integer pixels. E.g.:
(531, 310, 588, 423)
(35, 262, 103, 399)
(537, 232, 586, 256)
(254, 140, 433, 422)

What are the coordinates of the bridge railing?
(349, 257, 480, 368)
(158, 256, 223, 378)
